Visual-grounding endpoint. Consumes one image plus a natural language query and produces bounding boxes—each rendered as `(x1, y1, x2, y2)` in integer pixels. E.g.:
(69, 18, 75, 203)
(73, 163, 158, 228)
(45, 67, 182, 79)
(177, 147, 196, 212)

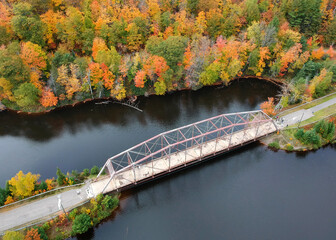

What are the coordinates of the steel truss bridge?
(90, 110, 277, 196)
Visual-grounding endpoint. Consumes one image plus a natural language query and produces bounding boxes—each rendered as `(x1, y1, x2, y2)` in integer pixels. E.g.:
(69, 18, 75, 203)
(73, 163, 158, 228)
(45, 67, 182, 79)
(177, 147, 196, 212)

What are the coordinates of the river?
(1, 79, 335, 240)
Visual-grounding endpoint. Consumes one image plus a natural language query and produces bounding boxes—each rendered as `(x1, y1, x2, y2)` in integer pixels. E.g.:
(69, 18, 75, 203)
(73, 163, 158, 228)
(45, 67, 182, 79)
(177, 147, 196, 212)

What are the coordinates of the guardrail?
(0, 199, 90, 235)
(0, 182, 86, 211)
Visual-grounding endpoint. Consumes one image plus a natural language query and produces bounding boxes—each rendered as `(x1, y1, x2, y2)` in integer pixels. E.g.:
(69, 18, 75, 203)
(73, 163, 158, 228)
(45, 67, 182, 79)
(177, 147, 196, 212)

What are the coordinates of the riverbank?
(2, 76, 285, 115)
(261, 93, 336, 151)
(1, 193, 119, 240)
(0, 166, 119, 240)
(1, 75, 336, 239)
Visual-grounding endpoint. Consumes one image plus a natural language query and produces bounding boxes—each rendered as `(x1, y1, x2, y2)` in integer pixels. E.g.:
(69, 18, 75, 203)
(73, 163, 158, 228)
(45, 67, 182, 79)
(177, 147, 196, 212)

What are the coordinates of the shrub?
(314, 120, 328, 137)
(69, 208, 79, 220)
(0, 187, 8, 206)
(97, 209, 110, 220)
(268, 142, 280, 149)
(286, 144, 294, 151)
(71, 213, 92, 235)
(326, 121, 336, 141)
(294, 129, 305, 140)
(90, 166, 99, 175)
(38, 181, 48, 191)
(102, 195, 119, 210)
(71, 170, 79, 177)
(92, 217, 99, 226)
(96, 193, 104, 203)
(82, 169, 90, 177)
(54, 235, 63, 240)
(35, 226, 48, 240)
(56, 168, 66, 186)
(303, 130, 321, 147)
(24, 228, 41, 240)
(3, 231, 24, 240)
(42, 222, 50, 231)
(315, 120, 336, 141)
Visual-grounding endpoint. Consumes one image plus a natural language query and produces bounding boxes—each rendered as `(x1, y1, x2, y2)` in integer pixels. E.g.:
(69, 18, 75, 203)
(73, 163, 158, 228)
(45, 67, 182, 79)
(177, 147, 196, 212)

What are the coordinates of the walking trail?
(278, 97, 336, 127)
(0, 182, 93, 233)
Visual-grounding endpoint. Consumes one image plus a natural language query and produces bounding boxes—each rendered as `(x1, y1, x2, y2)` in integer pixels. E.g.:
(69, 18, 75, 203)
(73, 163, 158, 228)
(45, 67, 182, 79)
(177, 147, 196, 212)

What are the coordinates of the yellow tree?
(56, 65, 81, 100)
(146, 0, 161, 17)
(308, 68, 333, 99)
(174, 10, 195, 37)
(291, 51, 310, 71)
(41, 10, 64, 49)
(125, 23, 143, 52)
(195, 11, 207, 35)
(66, 64, 81, 100)
(111, 77, 127, 100)
(0, 78, 14, 101)
(9, 171, 40, 199)
(92, 37, 108, 61)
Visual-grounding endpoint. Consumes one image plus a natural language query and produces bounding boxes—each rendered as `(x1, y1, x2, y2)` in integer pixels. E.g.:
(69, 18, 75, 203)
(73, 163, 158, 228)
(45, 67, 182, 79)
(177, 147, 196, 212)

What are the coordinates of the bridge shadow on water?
(74, 142, 265, 239)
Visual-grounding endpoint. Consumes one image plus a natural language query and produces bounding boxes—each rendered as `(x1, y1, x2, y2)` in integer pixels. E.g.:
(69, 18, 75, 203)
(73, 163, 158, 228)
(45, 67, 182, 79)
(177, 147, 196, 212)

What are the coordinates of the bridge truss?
(93, 110, 277, 194)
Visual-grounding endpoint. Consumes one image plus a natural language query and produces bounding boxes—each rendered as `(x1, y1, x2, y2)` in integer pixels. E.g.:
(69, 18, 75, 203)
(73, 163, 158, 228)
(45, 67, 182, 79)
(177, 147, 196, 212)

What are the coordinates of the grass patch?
(268, 141, 280, 149)
(299, 104, 336, 126)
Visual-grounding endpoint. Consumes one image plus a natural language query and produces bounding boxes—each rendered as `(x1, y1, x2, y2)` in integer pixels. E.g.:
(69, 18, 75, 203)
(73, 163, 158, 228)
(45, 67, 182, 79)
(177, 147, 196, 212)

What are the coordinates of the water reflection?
(0, 79, 277, 142)
(78, 144, 336, 240)
(0, 79, 278, 187)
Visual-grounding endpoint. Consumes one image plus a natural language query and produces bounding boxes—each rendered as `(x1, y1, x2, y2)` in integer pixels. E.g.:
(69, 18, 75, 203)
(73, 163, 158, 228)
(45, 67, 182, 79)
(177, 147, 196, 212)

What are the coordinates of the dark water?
(0, 79, 276, 184)
(1, 79, 335, 240)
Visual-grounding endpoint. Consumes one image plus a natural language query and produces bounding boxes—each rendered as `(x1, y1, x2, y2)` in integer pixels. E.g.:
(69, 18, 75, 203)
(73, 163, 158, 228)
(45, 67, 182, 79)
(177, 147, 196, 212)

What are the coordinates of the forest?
(0, 0, 336, 112)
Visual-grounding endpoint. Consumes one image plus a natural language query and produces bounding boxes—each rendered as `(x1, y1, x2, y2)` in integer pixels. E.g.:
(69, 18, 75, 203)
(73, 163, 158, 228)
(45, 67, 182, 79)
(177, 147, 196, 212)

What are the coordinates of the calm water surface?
(0, 79, 335, 240)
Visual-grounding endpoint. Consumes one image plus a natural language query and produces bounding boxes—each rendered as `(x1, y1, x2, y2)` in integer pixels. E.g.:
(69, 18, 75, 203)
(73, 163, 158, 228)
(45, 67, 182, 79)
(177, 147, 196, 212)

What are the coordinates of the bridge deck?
(91, 121, 276, 195)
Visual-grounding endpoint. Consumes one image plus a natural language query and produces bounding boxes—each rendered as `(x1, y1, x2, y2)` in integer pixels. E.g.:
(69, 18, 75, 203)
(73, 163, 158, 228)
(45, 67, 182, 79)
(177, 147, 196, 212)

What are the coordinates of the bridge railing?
(95, 110, 275, 192)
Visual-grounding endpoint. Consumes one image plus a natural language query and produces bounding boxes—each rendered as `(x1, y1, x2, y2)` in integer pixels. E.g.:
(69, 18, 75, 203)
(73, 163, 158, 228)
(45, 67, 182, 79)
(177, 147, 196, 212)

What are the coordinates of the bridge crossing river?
(0, 110, 277, 233)
(90, 110, 277, 196)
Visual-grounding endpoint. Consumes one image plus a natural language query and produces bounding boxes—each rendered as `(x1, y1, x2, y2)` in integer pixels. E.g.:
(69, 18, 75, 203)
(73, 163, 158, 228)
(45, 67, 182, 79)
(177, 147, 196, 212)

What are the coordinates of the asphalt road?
(278, 97, 336, 127)
(0, 183, 92, 233)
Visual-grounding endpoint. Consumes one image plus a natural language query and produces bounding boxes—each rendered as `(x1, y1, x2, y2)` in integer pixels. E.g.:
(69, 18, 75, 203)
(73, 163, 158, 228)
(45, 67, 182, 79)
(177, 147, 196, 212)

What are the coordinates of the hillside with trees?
(0, 0, 336, 112)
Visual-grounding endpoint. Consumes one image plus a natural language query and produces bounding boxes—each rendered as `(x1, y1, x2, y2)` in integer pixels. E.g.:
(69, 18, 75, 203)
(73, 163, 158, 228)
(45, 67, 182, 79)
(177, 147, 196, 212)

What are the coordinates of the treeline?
(0, 0, 336, 111)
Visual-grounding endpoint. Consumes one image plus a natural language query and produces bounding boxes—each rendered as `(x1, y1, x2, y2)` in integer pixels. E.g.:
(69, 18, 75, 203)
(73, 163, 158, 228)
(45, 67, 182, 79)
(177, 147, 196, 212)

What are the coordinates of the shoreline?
(260, 137, 336, 152)
(2, 76, 285, 115)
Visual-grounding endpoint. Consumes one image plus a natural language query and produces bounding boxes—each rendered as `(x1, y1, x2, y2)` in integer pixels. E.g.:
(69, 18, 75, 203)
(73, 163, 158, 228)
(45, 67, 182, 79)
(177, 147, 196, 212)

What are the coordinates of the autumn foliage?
(8, 171, 40, 199)
(24, 228, 41, 240)
(0, 0, 335, 112)
(40, 88, 58, 107)
(260, 97, 276, 116)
